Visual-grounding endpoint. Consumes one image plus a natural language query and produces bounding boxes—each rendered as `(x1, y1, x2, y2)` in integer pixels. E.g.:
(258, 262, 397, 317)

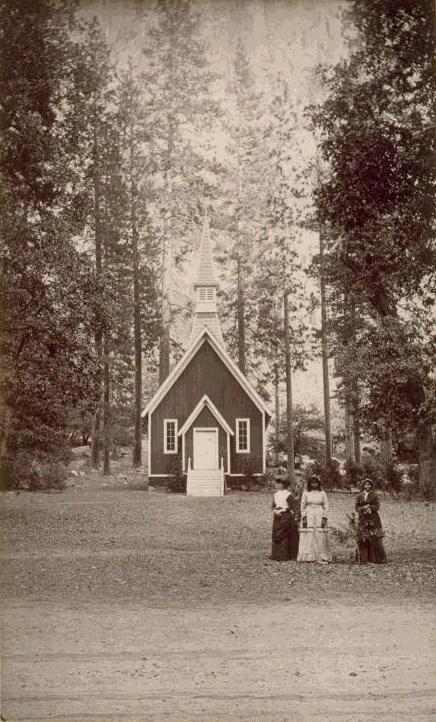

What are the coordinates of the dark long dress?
(355, 490, 387, 564)
(271, 491, 299, 561)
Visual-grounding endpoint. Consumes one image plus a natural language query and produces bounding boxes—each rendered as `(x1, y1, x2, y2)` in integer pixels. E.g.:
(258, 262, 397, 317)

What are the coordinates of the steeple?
(189, 213, 224, 345)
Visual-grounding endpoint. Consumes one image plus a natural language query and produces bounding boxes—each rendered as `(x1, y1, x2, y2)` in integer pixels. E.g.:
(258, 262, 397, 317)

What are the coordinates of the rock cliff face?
(81, 0, 346, 87)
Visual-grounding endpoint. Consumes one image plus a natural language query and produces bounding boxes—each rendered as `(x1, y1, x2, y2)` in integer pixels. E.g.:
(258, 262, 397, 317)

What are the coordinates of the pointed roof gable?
(142, 326, 273, 420)
(178, 395, 234, 437)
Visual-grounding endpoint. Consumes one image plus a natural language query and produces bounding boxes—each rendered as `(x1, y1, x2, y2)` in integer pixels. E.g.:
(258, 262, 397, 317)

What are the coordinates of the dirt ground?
(3, 598, 435, 721)
(2, 488, 436, 721)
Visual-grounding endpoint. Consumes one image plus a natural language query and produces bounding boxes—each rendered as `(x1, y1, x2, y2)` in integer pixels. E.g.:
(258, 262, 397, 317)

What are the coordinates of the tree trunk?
(349, 296, 361, 464)
(345, 403, 354, 461)
(91, 402, 101, 468)
(1, 402, 11, 459)
(284, 290, 295, 480)
(274, 364, 280, 467)
(159, 227, 171, 383)
(417, 423, 436, 496)
(380, 424, 393, 466)
(102, 331, 110, 475)
(132, 217, 142, 468)
(236, 254, 246, 375)
(91, 121, 102, 469)
(352, 414, 361, 465)
(159, 127, 174, 385)
(319, 224, 332, 467)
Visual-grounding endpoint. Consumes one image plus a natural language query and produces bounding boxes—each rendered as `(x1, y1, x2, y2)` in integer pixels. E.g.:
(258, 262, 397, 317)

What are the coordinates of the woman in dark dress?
(270, 477, 299, 561)
(355, 479, 388, 564)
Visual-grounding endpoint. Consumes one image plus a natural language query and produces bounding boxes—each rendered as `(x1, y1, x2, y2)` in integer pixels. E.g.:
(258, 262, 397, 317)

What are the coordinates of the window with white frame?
(236, 418, 250, 453)
(164, 419, 178, 453)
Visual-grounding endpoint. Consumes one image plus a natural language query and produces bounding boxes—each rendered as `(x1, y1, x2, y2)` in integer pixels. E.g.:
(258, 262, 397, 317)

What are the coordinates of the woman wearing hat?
(297, 475, 332, 563)
(270, 477, 299, 561)
(355, 479, 387, 564)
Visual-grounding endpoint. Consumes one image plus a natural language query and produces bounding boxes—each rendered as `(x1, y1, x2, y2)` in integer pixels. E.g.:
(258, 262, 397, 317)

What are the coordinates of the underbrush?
(1, 453, 67, 492)
(164, 457, 186, 493)
(307, 457, 433, 501)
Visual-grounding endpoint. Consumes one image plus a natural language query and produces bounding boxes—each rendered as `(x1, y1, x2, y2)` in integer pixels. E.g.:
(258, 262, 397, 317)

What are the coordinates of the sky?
(80, 0, 348, 414)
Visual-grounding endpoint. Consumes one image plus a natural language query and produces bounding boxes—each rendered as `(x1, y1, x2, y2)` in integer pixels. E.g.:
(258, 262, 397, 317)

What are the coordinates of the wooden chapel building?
(142, 217, 272, 496)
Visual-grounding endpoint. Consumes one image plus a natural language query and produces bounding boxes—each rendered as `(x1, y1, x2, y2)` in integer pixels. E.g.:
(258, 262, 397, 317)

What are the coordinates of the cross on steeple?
(189, 213, 224, 345)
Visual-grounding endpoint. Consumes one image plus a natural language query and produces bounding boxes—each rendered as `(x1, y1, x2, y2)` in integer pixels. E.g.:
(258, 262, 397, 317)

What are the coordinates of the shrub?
(259, 468, 277, 490)
(238, 460, 258, 490)
(303, 460, 344, 491)
(361, 457, 405, 496)
(330, 513, 358, 562)
(164, 457, 186, 493)
(36, 461, 68, 491)
(305, 460, 323, 480)
(1, 453, 67, 491)
(344, 458, 364, 489)
(359, 458, 383, 491)
(382, 461, 403, 496)
(320, 459, 344, 491)
(420, 478, 435, 502)
(399, 463, 434, 501)
(1, 453, 39, 491)
(225, 466, 273, 491)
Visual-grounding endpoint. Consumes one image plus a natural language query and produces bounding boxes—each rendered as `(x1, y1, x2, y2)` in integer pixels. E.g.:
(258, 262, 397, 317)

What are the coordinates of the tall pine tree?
(1, 0, 102, 463)
(141, 0, 219, 382)
(312, 0, 436, 491)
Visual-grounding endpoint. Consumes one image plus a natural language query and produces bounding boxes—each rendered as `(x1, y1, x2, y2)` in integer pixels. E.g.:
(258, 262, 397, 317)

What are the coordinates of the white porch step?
(187, 469, 224, 497)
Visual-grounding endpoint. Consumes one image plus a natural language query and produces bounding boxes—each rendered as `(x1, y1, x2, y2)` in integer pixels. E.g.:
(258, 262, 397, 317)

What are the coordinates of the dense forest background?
(1, 0, 435, 493)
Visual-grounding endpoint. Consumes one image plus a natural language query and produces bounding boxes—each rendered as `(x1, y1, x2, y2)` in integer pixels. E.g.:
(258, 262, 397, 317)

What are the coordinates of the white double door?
(193, 428, 219, 469)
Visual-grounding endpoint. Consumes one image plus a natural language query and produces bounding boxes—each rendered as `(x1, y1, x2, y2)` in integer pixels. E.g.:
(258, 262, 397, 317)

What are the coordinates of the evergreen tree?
(63, 16, 117, 469)
(252, 76, 311, 478)
(216, 38, 270, 374)
(116, 61, 161, 467)
(312, 0, 436, 491)
(1, 0, 102, 462)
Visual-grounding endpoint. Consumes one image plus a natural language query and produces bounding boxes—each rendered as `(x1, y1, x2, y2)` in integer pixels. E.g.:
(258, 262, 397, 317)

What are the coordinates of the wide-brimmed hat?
(361, 478, 374, 489)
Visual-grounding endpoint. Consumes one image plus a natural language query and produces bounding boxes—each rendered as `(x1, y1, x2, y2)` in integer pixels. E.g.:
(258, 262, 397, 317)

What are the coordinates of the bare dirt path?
(2, 490, 436, 720)
(2, 599, 435, 721)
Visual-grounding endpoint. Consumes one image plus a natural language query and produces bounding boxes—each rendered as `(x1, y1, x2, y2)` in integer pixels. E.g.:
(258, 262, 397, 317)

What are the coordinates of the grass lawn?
(3, 488, 435, 606)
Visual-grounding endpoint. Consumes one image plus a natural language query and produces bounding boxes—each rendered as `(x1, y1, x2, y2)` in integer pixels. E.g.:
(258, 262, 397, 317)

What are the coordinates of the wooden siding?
(150, 339, 263, 475)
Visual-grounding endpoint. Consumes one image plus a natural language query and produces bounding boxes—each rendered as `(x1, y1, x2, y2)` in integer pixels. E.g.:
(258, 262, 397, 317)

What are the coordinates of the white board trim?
(178, 394, 234, 436)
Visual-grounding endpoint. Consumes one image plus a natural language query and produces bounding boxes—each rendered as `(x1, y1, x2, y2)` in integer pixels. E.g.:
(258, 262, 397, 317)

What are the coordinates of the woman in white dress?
(297, 475, 332, 563)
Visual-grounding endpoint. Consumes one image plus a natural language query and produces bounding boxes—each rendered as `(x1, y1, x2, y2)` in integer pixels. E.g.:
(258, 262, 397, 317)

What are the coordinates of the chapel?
(142, 216, 272, 496)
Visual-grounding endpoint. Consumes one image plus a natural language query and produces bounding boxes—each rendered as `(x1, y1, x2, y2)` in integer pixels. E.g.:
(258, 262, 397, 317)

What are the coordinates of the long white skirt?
(297, 527, 332, 562)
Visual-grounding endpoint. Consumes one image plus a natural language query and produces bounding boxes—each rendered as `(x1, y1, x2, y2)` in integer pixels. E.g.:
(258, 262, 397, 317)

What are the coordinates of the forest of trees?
(1, 0, 435, 492)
